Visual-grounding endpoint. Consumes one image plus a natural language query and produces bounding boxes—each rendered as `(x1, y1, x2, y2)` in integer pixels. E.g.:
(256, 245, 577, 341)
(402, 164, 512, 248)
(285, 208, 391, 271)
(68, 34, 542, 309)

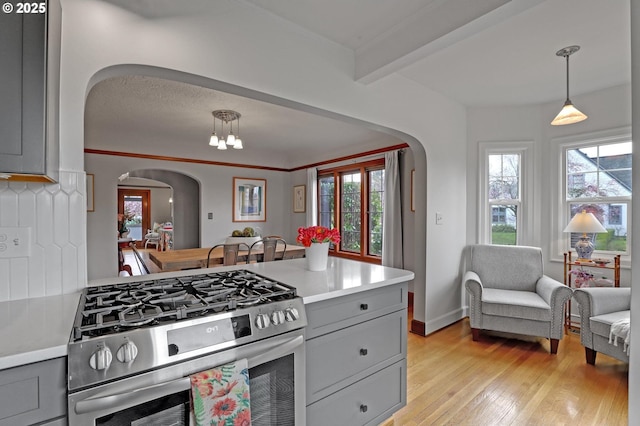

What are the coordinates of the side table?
(563, 252, 620, 331)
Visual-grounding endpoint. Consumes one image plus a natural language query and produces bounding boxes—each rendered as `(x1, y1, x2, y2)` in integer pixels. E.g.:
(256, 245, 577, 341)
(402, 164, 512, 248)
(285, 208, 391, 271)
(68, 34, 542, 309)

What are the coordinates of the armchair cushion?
(591, 311, 630, 340)
(481, 289, 551, 321)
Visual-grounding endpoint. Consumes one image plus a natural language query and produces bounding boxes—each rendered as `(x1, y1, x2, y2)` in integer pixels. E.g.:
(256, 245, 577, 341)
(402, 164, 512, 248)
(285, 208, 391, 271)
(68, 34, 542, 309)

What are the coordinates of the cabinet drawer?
(0, 357, 66, 426)
(305, 283, 407, 339)
(307, 359, 406, 426)
(306, 310, 406, 403)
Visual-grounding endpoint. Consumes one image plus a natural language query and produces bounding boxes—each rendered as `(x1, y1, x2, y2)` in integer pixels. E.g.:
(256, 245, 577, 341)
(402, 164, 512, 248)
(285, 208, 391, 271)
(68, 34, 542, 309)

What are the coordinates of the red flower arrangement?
(296, 226, 341, 247)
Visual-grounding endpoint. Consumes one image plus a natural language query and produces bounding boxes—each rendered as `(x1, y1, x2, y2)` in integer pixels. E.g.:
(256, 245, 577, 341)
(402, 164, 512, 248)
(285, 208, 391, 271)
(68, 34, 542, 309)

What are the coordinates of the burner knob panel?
(255, 313, 271, 329)
(284, 307, 299, 322)
(116, 340, 139, 363)
(89, 344, 113, 371)
(271, 310, 285, 325)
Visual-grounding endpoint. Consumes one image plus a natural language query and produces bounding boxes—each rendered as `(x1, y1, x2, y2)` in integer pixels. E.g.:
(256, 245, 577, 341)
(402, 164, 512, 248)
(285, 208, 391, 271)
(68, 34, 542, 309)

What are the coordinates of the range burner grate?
(72, 270, 296, 340)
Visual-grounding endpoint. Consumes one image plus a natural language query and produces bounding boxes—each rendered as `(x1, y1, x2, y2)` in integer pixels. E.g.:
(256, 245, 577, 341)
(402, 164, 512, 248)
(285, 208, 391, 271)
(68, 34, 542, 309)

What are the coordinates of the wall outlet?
(208, 212, 213, 220)
(435, 212, 444, 225)
(0, 227, 31, 258)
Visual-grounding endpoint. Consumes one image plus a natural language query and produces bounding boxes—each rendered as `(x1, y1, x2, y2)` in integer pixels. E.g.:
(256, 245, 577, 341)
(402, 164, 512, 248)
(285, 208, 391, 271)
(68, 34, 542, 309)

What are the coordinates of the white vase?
(305, 242, 330, 271)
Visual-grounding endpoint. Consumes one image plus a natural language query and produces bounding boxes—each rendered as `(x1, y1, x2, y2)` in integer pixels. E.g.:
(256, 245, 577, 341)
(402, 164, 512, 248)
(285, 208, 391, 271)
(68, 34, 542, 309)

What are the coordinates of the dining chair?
(248, 238, 287, 263)
(206, 243, 250, 268)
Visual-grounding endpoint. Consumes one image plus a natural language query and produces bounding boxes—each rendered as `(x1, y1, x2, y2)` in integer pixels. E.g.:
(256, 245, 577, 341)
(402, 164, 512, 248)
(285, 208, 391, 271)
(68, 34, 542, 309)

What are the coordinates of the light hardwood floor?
(382, 306, 628, 426)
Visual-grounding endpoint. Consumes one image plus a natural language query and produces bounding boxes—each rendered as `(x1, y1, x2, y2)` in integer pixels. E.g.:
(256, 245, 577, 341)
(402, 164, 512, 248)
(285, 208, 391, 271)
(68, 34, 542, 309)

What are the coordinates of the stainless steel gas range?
(67, 269, 307, 426)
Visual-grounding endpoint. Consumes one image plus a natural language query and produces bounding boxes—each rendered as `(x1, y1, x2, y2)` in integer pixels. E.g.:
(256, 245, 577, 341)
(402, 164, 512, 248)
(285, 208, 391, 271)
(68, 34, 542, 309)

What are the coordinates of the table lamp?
(563, 210, 607, 261)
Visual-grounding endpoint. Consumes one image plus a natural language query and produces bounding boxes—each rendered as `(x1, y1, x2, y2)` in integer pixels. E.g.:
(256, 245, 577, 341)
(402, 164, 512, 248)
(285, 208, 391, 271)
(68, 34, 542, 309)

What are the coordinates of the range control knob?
(284, 307, 299, 322)
(271, 310, 285, 326)
(116, 340, 139, 363)
(89, 344, 113, 371)
(255, 313, 271, 329)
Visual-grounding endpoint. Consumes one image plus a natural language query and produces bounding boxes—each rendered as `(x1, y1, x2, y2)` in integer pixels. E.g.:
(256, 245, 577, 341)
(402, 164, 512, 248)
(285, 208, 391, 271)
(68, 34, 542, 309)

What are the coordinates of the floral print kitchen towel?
(190, 359, 251, 426)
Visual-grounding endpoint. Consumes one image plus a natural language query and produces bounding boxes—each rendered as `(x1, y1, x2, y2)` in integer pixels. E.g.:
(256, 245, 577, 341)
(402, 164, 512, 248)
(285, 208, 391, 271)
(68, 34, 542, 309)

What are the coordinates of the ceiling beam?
(355, 0, 544, 84)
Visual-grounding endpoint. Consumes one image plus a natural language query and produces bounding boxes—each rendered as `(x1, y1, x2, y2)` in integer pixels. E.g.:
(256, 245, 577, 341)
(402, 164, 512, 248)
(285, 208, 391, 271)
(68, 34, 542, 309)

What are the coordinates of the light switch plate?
(0, 227, 31, 258)
(435, 212, 444, 225)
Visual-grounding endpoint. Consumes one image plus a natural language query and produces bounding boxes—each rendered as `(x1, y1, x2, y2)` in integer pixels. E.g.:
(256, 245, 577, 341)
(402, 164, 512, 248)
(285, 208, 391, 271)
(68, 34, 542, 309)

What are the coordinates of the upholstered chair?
(573, 287, 630, 365)
(464, 244, 573, 354)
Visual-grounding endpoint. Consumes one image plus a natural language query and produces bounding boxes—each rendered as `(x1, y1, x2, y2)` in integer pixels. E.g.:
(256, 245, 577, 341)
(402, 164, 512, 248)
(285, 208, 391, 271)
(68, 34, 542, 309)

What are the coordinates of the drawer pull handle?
(360, 303, 368, 310)
(360, 404, 368, 413)
(360, 348, 368, 356)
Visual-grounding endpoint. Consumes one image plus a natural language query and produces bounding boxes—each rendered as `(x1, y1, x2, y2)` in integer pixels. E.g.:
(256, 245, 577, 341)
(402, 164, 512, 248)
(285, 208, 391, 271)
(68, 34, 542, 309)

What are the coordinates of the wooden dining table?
(148, 244, 306, 271)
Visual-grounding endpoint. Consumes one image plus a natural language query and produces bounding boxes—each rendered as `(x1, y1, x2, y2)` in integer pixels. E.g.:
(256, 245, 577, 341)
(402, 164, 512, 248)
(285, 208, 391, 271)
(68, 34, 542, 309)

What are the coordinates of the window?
(488, 153, 521, 245)
(564, 141, 632, 254)
(318, 159, 385, 262)
(478, 142, 533, 246)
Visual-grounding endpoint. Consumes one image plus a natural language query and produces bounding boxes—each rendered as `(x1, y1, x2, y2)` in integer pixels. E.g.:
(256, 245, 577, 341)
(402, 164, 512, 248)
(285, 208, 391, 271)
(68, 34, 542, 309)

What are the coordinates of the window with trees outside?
(488, 153, 521, 245)
(318, 159, 385, 263)
(565, 141, 632, 254)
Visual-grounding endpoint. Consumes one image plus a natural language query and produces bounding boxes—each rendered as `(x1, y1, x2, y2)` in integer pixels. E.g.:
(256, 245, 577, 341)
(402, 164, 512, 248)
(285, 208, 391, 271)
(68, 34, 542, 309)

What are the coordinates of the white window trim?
(478, 141, 535, 245)
(551, 126, 632, 265)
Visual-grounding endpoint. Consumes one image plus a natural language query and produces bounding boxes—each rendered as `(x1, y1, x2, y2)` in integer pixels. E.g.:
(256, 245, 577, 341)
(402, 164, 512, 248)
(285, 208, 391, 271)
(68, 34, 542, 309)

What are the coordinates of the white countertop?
(245, 257, 414, 303)
(0, 292, 80, 370)
(0, 258, 413, 370)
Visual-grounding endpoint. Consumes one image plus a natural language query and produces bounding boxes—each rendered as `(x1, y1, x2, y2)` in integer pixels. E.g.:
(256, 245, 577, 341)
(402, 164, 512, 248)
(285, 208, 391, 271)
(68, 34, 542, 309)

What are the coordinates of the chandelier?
(208, 110, 243, 150)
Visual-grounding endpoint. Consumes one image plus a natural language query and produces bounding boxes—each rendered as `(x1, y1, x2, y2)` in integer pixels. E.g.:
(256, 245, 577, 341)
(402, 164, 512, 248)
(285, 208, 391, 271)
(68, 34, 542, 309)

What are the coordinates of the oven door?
(68, 329, 305, 426)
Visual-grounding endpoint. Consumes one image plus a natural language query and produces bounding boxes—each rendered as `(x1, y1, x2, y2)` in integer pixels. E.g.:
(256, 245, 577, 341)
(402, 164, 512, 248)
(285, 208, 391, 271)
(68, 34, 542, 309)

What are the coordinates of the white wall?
(467, 84, 632, 287)
(85, 153, 292, 280)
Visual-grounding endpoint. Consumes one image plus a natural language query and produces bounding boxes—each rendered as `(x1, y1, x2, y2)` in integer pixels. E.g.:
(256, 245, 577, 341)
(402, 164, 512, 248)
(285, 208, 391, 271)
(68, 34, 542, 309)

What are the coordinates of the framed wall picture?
(87, 173, 95, 212)
(410, 169, 415, 212)
(293, 185, 306, 213)
(233, 177, 267, 222)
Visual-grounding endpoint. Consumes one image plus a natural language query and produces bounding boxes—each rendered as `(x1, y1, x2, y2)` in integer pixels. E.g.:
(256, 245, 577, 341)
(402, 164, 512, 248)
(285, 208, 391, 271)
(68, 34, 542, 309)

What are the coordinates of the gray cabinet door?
(0, 8, 47, 174)
(0, 357, 67, 426)
(307, 360, 406, 426)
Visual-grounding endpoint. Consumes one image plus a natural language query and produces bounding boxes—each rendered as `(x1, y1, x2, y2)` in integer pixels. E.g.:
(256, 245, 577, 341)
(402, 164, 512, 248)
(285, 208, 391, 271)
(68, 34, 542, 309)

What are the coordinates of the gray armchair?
(464, 245, 573, 354)
(573, 287, 630, 365)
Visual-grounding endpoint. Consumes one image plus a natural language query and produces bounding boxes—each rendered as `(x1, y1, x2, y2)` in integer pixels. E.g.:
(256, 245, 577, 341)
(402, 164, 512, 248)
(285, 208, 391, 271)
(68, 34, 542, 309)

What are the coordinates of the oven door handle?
(74, 334, 304, 415)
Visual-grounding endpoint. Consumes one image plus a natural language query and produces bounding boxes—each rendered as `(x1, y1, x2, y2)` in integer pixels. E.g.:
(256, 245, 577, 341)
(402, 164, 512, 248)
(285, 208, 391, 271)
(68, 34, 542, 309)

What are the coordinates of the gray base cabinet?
(305, 283, 408, 426)
(0, 357, 67, 426)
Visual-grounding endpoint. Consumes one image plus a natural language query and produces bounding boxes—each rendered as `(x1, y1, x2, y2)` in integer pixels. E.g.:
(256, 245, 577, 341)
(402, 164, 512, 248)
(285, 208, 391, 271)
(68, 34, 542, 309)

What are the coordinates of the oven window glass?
(94, 354, 295, 426)
(250, 353, 295, 426)
(96, 392, 189, 425)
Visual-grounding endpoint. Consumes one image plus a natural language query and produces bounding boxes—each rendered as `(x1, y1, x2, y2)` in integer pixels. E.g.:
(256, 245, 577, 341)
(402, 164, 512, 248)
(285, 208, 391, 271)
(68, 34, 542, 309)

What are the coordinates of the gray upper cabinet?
(0, 0, 60, 182)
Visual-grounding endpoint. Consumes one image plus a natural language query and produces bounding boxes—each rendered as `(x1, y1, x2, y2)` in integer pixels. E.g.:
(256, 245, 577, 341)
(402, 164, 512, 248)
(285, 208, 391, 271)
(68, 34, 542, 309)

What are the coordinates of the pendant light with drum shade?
(551, 45, 587, 126)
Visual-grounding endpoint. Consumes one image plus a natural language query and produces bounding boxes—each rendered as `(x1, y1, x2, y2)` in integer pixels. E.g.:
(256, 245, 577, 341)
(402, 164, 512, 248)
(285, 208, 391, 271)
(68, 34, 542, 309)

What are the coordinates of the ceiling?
(89, 0, 631, 169)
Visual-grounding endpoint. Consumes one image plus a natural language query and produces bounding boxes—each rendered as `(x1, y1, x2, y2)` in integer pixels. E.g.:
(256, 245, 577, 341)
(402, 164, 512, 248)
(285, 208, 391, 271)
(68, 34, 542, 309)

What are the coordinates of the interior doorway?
(118, 188, 151, 248)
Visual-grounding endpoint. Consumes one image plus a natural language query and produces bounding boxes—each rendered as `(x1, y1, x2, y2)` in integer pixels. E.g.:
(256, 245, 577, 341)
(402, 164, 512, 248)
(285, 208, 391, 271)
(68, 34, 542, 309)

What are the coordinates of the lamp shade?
(551, 101, 588, 126)
(563, 210, 607, 234)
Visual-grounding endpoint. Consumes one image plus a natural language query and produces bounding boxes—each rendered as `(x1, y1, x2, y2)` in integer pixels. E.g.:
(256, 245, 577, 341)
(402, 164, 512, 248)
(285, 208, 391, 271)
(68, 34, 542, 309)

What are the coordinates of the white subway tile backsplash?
(45, 240, 63, 295)
(53, 191, 70, 247)
(18, 188, 37, 227)
(36, 190, 54, 246)
(0, 259, 9, 300)
(69, 191, 85, 247)
(29, 244, 46, 297)
(0, 171, 86, 302)
(9, 257, 29, 300)
(0, 186, 19, 226)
